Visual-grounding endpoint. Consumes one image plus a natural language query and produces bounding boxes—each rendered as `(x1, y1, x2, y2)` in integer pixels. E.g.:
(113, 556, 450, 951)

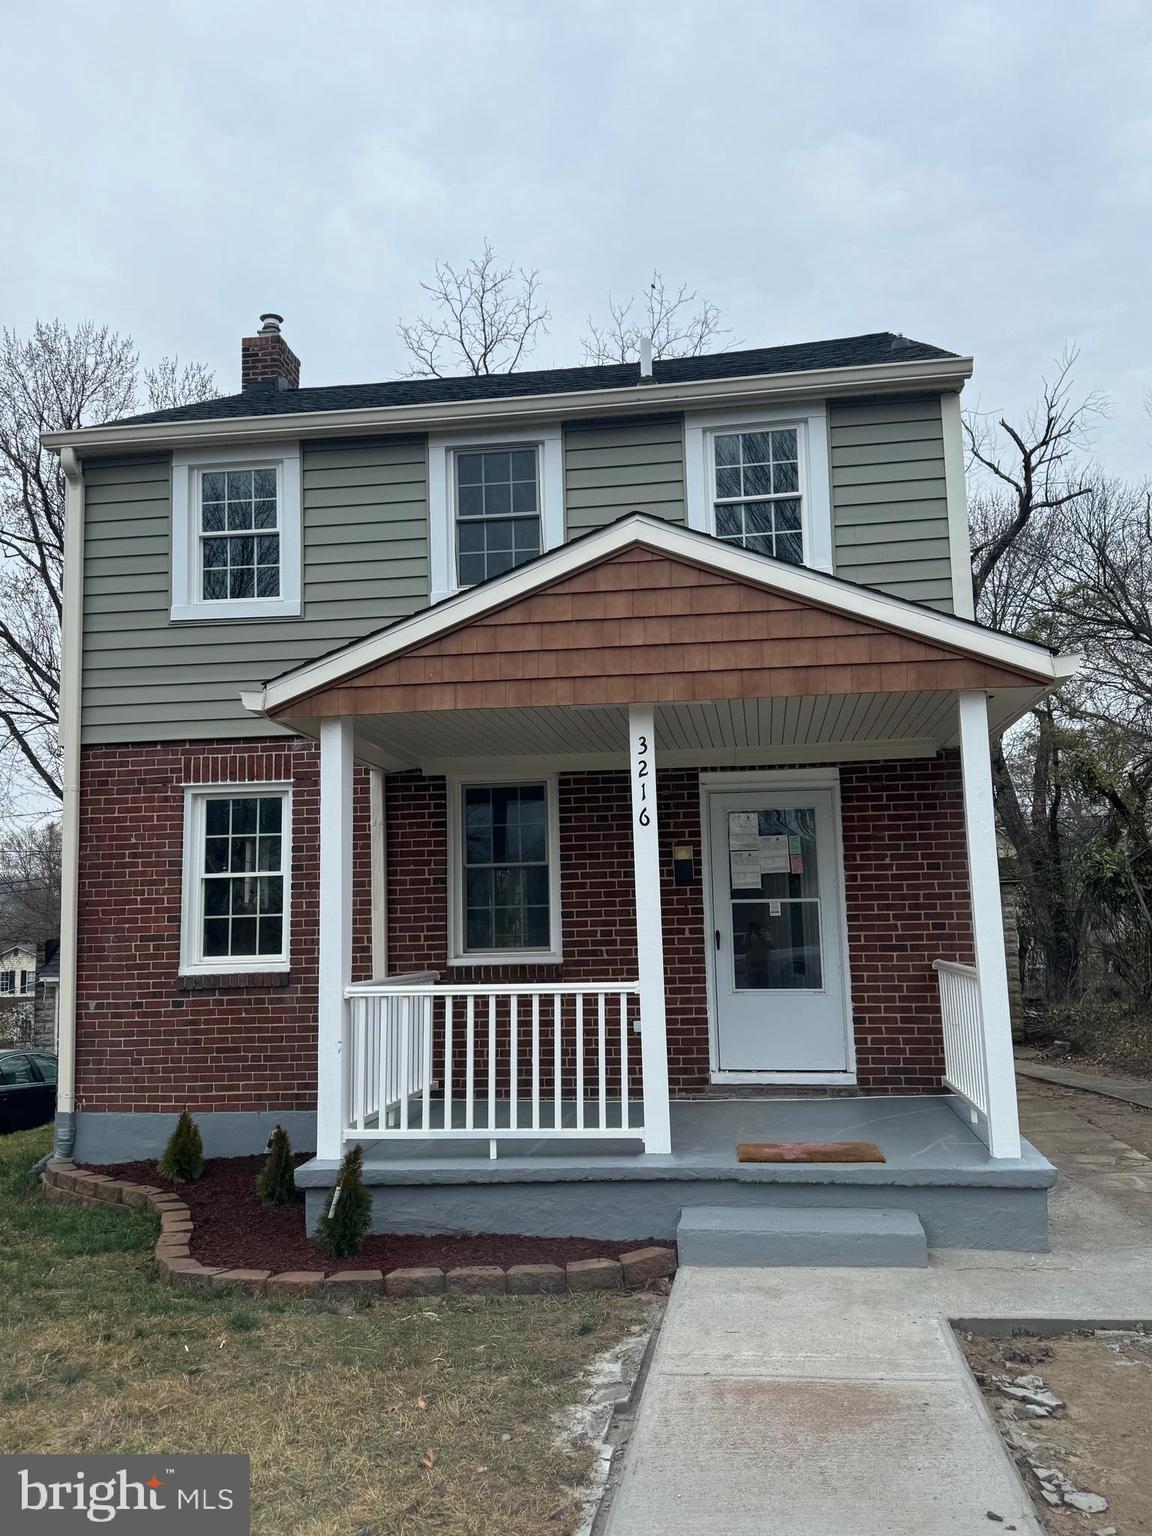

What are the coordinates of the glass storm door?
(708, 788, 849, 1072)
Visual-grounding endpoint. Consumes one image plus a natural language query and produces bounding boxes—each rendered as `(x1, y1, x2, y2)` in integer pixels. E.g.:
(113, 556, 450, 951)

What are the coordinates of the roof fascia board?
(253, 515, 1073, 714)
(43, 354, 973, 456)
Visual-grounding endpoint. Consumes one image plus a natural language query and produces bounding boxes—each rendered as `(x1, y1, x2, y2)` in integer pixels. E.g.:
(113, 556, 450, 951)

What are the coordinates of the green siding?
(563, 415, 685, 536)
(79, 398, 965, 745)
(829, 396, 953, 611)
(80, 437, 428, 743)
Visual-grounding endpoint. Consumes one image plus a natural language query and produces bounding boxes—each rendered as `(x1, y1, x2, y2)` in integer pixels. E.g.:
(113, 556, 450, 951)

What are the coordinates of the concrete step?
(676, 1205, 928, 1268)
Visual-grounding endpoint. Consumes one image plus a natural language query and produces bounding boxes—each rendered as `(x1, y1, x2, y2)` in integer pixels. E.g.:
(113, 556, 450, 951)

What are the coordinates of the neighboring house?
(42, 317, 1076, 1256)
(0, 943, 37, 1048)
(35, 941, 60, 1053)
(0, 943, 36, 1003)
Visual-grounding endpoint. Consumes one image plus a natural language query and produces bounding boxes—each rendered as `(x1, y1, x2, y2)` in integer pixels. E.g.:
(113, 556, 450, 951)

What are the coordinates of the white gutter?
(41, 354, 973, 456)
(55, 448, 84, 1153)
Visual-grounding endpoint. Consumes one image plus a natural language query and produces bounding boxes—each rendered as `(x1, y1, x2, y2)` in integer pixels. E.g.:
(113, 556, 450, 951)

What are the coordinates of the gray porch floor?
(298, 1094, 1053, 1189)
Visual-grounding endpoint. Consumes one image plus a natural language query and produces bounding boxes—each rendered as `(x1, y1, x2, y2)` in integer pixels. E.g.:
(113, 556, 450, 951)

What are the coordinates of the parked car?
(0, 1049, 56, 1133)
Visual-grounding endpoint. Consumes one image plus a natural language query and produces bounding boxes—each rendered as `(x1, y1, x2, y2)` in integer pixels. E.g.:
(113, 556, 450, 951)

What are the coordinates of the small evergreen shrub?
(313, 1143, 371, 1258)
(157, 1111, 204, 1183)
(256, 1124, 298, 1205)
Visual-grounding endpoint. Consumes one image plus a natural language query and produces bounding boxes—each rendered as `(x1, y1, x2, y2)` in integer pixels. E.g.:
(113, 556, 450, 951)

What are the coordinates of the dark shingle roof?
(115, 332, 959, 427)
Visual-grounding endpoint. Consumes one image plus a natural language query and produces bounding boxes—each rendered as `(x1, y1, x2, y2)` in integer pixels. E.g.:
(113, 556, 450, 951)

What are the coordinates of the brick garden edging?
(40, 1160, 677, 1297)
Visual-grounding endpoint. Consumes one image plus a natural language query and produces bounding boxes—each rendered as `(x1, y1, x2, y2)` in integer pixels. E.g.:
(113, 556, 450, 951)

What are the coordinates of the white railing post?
(957, 691, 1022, 1159)
(317, 717, 355, 1159)
(629, 703, 672, 1154)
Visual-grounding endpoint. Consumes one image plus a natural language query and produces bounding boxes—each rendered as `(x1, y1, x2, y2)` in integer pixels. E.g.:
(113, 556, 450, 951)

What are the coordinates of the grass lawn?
(0, 1128, 657, 1535)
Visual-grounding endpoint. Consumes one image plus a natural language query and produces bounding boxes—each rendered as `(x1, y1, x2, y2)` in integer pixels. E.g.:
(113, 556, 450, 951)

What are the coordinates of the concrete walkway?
(605, 1172, 1152, 1534)
(1016, 1055, 1152, 1110)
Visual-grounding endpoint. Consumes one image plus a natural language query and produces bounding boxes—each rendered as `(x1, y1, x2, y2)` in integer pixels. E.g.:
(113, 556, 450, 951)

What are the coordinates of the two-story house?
(43, 318, 1074, 1256)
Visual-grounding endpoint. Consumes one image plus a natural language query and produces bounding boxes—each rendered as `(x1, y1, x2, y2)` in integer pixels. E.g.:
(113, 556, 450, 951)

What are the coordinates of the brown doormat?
(737, 1141, 886, 1163)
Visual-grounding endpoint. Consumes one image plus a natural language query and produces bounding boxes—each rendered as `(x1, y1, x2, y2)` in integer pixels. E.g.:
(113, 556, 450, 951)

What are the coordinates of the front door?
(708, 787, 850, 1073)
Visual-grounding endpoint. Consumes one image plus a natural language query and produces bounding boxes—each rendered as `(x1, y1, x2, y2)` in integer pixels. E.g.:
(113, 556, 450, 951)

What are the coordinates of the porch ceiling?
(347, 686, 1042, 772)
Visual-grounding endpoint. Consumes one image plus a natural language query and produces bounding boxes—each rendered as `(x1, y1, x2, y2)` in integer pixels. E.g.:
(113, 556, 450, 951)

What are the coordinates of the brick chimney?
(240, 313, 300, 393)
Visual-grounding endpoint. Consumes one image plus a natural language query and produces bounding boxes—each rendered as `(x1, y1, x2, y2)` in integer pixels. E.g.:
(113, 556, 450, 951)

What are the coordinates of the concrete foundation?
(71, 1110, 317, 1163)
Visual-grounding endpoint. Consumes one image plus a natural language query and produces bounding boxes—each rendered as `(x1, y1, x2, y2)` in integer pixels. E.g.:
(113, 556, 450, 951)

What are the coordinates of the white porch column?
(957, 691, 1022, 1159)
(317, 717, 355, 1160)
(628, 703, 672, 1155)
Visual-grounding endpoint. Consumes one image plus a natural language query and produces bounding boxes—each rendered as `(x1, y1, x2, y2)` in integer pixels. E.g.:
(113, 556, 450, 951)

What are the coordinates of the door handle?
(715, 929, 721, 950)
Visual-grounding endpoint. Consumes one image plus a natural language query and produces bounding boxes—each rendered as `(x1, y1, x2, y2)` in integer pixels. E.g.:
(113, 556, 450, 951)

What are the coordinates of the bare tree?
(582, 271, 732, 364)
(964, 357, 1109, 1002)
(1043, 479, 1152, 736)
(0, 817, 61, 942)
(397, 241, 549, 377)
(0, 321, 217, 799)
(965, 350, 1105, 610)
(143, 355, 218, 412)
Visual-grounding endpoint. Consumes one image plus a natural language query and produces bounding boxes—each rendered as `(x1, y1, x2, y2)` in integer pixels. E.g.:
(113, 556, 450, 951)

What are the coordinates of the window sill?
(170, 599, 301, 624)
(178, 970, 292, 991)
(447, 952, 564, 968)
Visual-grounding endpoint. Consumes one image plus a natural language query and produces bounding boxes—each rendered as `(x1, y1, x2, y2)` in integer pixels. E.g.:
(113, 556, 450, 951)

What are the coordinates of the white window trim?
(180, 782, 293, 975)
(170, 441, 302, 622)
(446, 772, 563, 966)
(428, 425, 564, 606)
(683, 403, 833, 574)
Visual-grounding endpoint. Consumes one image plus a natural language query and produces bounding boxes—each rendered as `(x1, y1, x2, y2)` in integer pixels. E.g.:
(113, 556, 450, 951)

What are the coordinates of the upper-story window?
(428, 427, 563, 605)
(200, 467, 281, 600)
(684, 406, 833, 574)
(171, 444, 302, 622)
(712, 428, 802, 564)
(455, 447, 541, 586)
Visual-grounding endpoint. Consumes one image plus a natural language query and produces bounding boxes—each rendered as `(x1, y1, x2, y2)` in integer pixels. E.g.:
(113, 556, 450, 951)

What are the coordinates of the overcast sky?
(3, 0, 1151, 473)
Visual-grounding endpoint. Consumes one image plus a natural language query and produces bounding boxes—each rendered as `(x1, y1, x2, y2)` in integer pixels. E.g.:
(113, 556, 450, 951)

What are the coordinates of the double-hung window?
(427, 427, 563, 604)
(684, 407, 833, 573)
(200, 467, 281, 600)
(712, 427, 803, 564)
(450, 780, 560, 962)
(170, 445, 301, 621)
(455, 447, 541, 586)
(0, 971, 13, 996)
(181, 786, 291, 972)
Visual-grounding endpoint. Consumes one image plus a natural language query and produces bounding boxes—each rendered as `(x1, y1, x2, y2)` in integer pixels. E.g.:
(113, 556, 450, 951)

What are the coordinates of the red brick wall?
(75, 738, 372, 1116)
(75, 744, 971, 1114)
(839, 754, 972, 1088)
(385, 753, 973, 1094)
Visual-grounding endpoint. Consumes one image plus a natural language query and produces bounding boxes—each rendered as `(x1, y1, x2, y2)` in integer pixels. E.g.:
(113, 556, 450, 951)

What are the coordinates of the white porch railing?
(933, 959, 1021, 1158)
(345, 981, 643, 1153)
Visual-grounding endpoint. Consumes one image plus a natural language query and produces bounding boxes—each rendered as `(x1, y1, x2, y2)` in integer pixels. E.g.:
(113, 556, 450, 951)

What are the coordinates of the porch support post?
(317, 717, 355, 1160)
(628, 703, 672, 1155)
(957, 691, 1022, 1159)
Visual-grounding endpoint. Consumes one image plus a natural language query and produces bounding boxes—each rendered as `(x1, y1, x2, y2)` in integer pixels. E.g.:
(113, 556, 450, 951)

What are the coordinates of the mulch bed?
(88, 1156, 661, 1273)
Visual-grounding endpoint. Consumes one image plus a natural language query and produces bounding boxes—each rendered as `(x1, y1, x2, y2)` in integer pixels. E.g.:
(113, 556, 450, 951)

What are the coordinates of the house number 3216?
(635, 734, 651, 826)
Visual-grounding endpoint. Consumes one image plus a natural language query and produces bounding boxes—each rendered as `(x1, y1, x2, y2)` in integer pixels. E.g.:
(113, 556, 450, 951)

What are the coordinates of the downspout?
(53, 446, 84, 1159)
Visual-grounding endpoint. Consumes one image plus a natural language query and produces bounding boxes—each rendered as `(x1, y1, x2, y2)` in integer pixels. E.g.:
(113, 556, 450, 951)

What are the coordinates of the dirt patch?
(86, 1156, 662, 1273)
(961, 1330, 1152, 1534)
